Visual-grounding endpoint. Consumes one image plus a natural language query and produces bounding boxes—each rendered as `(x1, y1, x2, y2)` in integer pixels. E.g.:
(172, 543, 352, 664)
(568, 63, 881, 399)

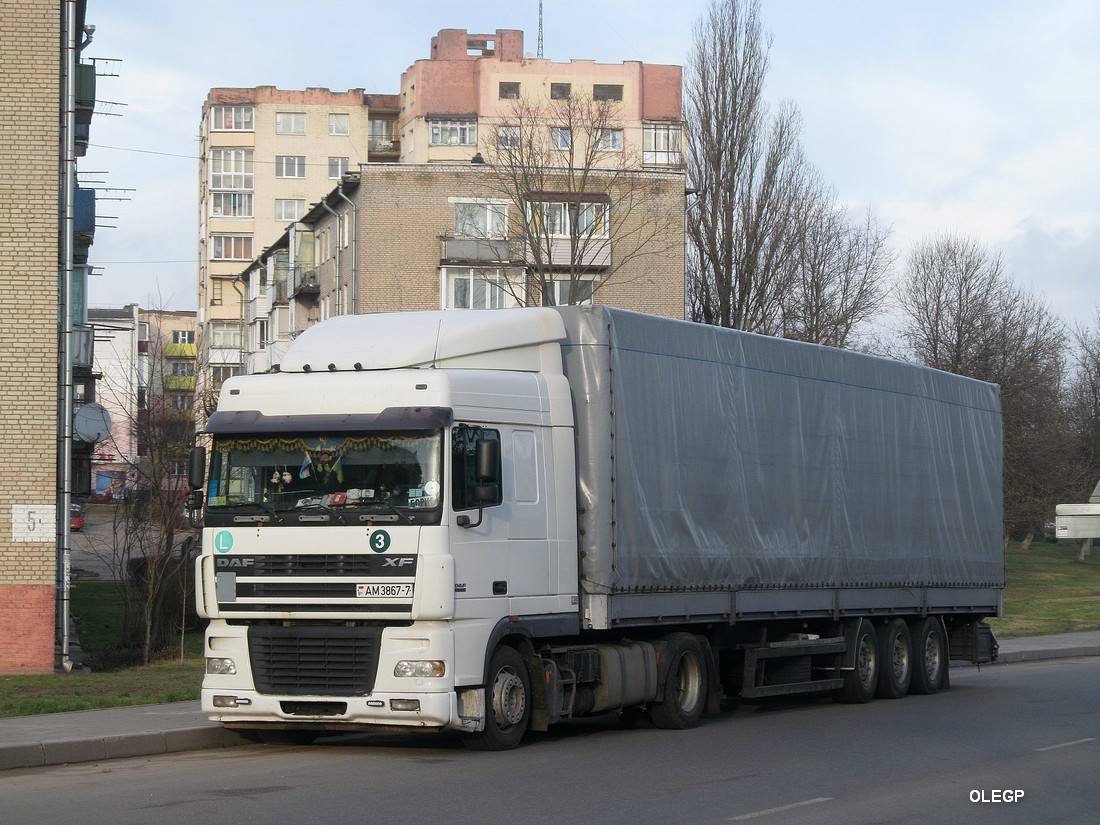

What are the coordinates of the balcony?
(441, 235, 520, 264)
(292, 267, 319, 298)
(247, 293, 271, 323)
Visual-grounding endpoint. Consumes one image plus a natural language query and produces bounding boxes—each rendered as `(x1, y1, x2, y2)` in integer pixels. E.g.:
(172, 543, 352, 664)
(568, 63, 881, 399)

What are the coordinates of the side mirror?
(187, 446, 206, 491)
(458, 437, 501, 529)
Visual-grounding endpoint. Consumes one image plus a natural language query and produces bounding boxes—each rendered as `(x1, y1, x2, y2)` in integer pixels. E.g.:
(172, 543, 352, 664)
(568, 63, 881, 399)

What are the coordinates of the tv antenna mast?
(537, 0, 544, 58)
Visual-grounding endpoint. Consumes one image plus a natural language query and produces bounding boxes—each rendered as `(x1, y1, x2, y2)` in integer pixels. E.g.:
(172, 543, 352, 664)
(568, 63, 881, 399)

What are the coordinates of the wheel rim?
(675, 652, 705, 713)
(923, 629, 943, 682)
(492, 665, 526, 729)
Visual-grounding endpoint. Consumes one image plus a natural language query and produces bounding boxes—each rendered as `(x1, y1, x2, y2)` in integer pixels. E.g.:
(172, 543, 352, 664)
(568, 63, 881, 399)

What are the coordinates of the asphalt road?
(2, 658, 1097, 825)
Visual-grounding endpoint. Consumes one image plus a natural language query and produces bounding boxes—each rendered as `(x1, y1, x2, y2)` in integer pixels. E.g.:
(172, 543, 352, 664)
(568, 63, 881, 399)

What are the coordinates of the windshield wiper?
(359, 498, 414, 525)
(295, 501, 348, 524)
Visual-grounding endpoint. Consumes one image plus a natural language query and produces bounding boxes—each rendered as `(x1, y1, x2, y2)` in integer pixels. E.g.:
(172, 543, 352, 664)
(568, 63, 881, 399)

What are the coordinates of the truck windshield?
(205, 431, 443, 525)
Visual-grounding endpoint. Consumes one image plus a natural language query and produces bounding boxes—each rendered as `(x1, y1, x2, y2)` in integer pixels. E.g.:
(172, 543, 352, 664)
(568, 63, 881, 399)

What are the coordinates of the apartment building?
(0, 0, 103, 673)
(399, 29, 683, 168)
(197, 86, 395, 397)
(241, 162, 686, 372)
(202, 28, 685, 383)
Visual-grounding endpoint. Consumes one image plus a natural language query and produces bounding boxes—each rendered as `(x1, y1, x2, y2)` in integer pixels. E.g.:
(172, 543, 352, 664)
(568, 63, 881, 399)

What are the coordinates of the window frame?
(210, 105, 254, 132)
(643, 122, 684, 166)
(453, 200, 508, 239)
(593, 84, 624, 101)
(275, 199, 305, 221)
(329, 112, 350, 136)
(275, 155, 307, 178)
(595, 128, 624, 152)
(550, 127, 571, 150)
(211, 191, 254, 218)
(275, 111, 306, 135)
(442, 267, 522, 310)
(211, 235, 253, 261)
(209, 148, 253, 190)
(328, 156, 349, 179)
(430, 119, 478, 147)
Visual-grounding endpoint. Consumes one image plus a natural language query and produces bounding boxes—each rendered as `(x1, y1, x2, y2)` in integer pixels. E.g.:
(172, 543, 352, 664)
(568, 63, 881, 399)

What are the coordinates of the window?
(498, 82, 520, 100)
(171, 394, 194, 410)
(430, 119, 477, 146)
(454, 201, 507, 238)
(170, 362, 195, 376)
(452, 425, 502, 510)
(328, 156, 349, 179)
(529, 201, 608, 239)
(275, 155, 306, 178)
(211, 192, 253, 218)
(368, 119, 395, 150)
(593, 84, 623, 101)
(275, 112, 306, 134)
(172, 330, 195, 345)
(543, 278, 595, 306)
(212, 365, 241, 388)
(211, 235, 253, 260)
(643, 122, 683, 166)
(208, 321, 243, 349)
(550, 127, 571, 150)
(595, 128, 624, 152)
(550, 83, 571, 100)
(210, 105, 254, 131)
(444, 268, 522, 309)
(497, 125, 520, 150)
(329, 113, 349, 135)
(275, 199, 305, 221)
(209, 149, 253, 190)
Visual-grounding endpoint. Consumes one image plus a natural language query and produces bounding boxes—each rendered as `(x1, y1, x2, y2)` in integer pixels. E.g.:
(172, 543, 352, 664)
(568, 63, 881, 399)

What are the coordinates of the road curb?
(0, 726, 248, 772)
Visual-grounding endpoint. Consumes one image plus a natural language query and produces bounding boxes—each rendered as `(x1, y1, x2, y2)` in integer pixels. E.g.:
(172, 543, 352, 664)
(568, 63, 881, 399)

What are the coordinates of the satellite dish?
(73, 402, 112, 444)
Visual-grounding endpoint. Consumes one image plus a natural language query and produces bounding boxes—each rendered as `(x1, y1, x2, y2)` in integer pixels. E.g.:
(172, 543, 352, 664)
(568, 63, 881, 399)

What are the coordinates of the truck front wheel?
(463, 645, 531, 751)
(650, 633, 708, 729)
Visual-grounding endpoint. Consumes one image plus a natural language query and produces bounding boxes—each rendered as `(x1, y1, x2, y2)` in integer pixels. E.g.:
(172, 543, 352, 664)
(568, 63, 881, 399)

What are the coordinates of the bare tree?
(85, 310, 198, 664)
(782, 194, 894, 348)
(1061, 312, 1100, 558)
(685, 0, 810, 332)
(478, 92, 683, 306)
(898, 232, 1068, 547)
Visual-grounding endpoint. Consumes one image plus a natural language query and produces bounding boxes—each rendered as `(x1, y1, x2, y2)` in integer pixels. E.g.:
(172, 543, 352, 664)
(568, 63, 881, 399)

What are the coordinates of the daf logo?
(382, 557, 415, 567)
(215, 557, 255, 569)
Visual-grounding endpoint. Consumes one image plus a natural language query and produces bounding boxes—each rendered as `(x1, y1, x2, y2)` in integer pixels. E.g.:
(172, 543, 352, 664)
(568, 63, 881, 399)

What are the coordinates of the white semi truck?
(190, 306, 1003, 749)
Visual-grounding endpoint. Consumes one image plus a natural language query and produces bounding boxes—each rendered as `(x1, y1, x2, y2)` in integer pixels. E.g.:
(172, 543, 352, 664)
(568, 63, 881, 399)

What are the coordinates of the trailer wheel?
(909, 617, 946, 695)
(463, 645, 531, 751)
(875, 618, 912, 699)
(650, 633, 708, 730)
(840, 619, 879, 704)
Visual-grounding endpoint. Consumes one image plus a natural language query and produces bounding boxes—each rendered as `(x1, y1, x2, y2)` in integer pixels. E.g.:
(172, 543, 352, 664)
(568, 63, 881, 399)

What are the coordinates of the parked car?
(69, 503, 85, 532)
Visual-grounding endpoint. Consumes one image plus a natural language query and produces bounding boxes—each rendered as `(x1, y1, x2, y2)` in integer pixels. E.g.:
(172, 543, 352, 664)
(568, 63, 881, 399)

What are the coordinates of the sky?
(81, 0, 1099, 329)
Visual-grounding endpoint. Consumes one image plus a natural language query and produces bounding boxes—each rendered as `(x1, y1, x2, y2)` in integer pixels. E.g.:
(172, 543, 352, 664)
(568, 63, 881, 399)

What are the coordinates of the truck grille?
(248, 624, 382, 696)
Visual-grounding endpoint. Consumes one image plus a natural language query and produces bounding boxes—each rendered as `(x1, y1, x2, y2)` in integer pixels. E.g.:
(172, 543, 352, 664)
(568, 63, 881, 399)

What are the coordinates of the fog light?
(213, 695, 251, 708)
(390, 698, 421, 712)
(394, 660, 445, 678)
(206, 657, 237, 675)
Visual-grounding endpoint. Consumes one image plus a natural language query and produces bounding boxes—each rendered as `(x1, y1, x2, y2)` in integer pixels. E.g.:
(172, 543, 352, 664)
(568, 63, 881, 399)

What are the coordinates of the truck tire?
(463, 645, 531, 751)
(875, 618, 912, 699)
(908, 617, 946, 695)
(650, 633, 708, 730)
(840, 619, 879, 704)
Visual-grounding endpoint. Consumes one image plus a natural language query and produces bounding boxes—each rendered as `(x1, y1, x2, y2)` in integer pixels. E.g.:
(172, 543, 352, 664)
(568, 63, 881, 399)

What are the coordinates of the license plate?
(356, 583, 413, 598)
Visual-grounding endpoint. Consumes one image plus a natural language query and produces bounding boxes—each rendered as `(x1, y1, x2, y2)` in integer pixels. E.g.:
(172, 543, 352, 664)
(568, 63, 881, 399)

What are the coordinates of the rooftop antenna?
(537, 0, 544, 58)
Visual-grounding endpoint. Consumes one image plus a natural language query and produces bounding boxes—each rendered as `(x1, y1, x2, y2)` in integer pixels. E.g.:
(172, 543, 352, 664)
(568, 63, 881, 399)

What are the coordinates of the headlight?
(206, 657, 237, 675)
(394, 660, 445, 678)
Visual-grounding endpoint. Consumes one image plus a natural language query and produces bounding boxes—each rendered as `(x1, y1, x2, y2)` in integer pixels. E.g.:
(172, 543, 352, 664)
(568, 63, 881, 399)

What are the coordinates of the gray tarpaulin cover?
(554, 306, 1004, 596)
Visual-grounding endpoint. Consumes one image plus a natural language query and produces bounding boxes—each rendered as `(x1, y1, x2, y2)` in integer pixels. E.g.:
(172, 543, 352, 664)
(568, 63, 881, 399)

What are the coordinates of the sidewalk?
(2, 631, 1098, 772)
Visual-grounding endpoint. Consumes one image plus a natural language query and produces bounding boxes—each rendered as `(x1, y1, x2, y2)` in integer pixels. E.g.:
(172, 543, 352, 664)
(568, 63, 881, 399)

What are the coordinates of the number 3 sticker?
(370, 530, 391, 552)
